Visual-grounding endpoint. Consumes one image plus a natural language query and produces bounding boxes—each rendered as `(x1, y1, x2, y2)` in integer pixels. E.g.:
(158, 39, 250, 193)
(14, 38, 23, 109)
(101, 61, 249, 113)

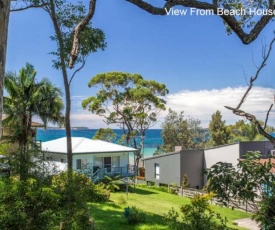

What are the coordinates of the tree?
(182, 174, 190, 188)
(227, 120, 263, 142)
(92, 128, 117, 142)
(208, 110, 230, 147)
(207, 152, 275, 228)
(0, 0, 11, 139)
(225, 37, 275, 145)
(126, 0, 274, 44)
(82, 72, 168, 167)
(3, 63, 64, 180)
(42, 0, 106, 176)
(158, 109, 204, 153)
(41, 1, 106, 226)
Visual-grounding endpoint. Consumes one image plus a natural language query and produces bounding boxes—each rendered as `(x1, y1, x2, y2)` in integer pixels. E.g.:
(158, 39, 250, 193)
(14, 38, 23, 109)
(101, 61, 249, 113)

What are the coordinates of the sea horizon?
(37, 129, 161, 158)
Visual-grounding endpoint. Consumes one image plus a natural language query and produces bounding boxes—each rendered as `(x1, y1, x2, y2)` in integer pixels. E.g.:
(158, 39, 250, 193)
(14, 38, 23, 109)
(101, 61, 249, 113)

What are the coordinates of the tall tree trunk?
(0, 0, 11, 138)
(48, 1, 73, 226)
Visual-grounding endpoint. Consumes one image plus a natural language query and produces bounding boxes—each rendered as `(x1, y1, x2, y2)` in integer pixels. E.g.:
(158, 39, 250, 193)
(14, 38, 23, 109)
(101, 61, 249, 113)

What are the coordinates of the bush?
(0, 177, 60, 230)
(51, 172, 107, 229)
(165, 194, 227, 230)
(117, 194, 127, 205)
(125, 206, 147, 225)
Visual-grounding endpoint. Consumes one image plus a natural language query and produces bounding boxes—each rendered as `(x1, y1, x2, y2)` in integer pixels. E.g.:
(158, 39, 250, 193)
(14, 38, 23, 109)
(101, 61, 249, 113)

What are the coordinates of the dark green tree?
(82, 72, 168, 167)
(208, 110, 230, 147)
(92, 128, 117, 142)
(228, 120, 260, 142)
(4, 63, 64, 180)
(207, 152, 275, 228)
(158, 109, 204, 153)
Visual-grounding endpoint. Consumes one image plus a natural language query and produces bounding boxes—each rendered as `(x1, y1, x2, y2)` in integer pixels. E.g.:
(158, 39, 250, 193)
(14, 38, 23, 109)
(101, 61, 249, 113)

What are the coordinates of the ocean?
(37, 129, 162, 158)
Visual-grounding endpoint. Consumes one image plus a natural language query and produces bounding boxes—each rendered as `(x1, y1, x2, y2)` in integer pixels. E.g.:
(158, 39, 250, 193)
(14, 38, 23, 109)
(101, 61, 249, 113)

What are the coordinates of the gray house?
(142, 141, 275, 189)
(143, 150, 204, 189)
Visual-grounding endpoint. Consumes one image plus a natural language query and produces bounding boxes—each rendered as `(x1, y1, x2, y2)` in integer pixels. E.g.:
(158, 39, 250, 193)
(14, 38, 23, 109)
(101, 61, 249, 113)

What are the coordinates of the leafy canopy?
(82, 72, 168, 146)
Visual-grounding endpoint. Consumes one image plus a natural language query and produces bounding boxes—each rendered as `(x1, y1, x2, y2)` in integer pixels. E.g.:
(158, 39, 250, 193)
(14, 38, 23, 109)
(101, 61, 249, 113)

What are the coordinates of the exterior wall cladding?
(144, 150, 204, 189)
(143, 141, 275, 189)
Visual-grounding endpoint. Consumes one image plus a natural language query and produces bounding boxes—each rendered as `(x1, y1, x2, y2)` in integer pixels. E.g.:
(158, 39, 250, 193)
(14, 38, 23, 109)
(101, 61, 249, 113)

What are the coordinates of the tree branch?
(69, 0, 97, 69)
(264, 104, 273, 130)
(69, 58, 86, 86)
(126, 0, 274, 44)
(10, 2, 48, 12)
(225, 106, 275, 144)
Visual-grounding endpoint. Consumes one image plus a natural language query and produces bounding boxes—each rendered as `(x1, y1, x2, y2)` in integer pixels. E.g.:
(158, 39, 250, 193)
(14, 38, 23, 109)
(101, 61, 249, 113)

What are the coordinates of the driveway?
(233, 218, 260, 230)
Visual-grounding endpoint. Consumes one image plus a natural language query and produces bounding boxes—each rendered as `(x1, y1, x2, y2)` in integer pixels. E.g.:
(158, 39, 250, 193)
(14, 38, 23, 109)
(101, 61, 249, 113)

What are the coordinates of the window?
(155, 163, 160, 179)
(76, 159, 81, 169)
(76, 159, 87, 169)
(46, 156, 53, 161)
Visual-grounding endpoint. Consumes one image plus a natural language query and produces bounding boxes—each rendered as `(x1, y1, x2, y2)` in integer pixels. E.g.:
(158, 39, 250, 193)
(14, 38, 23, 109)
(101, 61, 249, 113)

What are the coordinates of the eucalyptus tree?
(42, 0, 106, 175)
(158, 109, 204, 154)
(4, 63, 64, 180)
(82, 72, 169, 167)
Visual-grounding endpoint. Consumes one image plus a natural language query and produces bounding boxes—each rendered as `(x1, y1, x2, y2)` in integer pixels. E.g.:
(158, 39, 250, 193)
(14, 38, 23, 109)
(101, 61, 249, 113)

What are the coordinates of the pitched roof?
(41, 137, 138, 155)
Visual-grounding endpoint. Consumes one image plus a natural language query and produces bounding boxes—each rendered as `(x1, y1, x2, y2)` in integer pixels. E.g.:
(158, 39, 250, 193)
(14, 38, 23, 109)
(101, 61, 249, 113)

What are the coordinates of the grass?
(89, 186, 252, 229)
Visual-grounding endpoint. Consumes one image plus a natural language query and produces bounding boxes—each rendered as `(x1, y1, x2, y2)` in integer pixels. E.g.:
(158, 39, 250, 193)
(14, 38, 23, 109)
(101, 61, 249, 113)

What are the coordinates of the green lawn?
(89, 187, 252, 229)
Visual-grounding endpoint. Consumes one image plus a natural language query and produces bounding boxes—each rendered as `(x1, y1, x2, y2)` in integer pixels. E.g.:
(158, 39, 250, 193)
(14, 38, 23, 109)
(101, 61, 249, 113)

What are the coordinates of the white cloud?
(69, 86, 275, 129)
(163, 86, 275, 128)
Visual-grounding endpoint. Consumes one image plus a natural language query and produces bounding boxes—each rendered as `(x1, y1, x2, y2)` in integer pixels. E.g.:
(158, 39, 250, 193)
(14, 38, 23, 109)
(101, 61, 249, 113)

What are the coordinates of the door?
(104, 157, 111, 172)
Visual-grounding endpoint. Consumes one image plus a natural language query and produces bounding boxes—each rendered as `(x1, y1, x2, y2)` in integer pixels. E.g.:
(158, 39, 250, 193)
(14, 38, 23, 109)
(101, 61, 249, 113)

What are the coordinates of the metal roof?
(42, 137, 138, 155)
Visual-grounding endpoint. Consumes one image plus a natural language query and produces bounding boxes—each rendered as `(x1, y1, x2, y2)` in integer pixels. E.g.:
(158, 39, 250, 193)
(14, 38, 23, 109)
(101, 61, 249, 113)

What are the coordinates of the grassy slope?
(90, 187, 252, 230)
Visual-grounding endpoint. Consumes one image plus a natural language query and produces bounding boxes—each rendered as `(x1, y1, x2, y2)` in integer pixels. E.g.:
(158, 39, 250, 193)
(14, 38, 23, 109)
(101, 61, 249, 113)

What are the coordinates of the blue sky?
(6, 0, 275, 128)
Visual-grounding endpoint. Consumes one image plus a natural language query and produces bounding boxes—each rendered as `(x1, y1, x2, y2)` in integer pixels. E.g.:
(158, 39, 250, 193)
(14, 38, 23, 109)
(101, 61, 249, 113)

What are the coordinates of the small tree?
(182, 174, 190, 189)
(207, 152, 275, 228)
(208, 110, 230, 147)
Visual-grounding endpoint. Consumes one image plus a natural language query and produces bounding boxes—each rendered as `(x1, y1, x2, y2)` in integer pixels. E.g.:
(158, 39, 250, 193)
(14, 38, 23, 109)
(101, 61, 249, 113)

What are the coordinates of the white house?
(41, 137, 138, 179)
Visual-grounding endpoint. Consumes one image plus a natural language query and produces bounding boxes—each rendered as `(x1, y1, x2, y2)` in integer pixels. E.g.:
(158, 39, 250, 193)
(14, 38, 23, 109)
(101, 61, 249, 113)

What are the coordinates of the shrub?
(117, 194, 127, 205)
(0, 177, 60, 230)
(51, 172, 106, 229)
(125, 206, 147, 225)
(165, 194, 227, 230)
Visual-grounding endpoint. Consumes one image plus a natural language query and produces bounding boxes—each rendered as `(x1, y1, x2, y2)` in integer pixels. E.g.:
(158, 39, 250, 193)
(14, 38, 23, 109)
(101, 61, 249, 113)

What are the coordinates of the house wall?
(239, 141, 275, 158)
(204, 143, 240, 169)
(144, 152, 181, 186)
(180, 150, 204, 189)
(43, 152, 129, 169)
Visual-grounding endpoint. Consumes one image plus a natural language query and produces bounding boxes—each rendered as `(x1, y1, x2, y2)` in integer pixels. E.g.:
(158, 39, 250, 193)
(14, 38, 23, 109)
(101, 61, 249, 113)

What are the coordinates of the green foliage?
(92, 128, 117, 142)
(182, 174, 190, 188)
(4, 63, 64, 180)
(101, 175, 122, 192)
(125, 206, 147, 225)
(165, 194, 228, 230)
(137, 183, 169, 193)
(228, 120, 260, 142)
(82, 72, 168, 166)
(208, 110, 230, 147)
(51, 171, 108, 229)
(159, 109, 205, 153)
(207, 152, 275, 228)
(48, 1, 106, 69)
(0, 177, 60, 230)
